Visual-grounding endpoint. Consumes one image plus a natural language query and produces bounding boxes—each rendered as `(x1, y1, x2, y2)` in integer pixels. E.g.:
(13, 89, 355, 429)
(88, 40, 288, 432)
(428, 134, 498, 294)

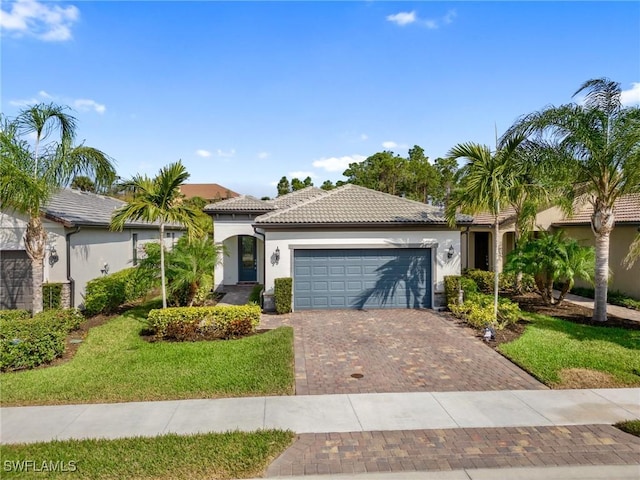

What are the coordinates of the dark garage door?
(1, 250, 33, 310)
(293, 248, 432, 310)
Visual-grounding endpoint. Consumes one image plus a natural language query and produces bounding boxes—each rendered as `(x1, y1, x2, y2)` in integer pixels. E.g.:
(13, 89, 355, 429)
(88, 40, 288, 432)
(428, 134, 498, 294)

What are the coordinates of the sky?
(2, 1, 639, 199)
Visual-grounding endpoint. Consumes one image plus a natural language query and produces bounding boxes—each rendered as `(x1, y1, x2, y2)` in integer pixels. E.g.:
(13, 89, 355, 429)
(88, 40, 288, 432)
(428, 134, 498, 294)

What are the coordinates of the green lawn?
(0, 430, 294, 479)
(498, 312, 640, 387)
(0, 301, 295, 406)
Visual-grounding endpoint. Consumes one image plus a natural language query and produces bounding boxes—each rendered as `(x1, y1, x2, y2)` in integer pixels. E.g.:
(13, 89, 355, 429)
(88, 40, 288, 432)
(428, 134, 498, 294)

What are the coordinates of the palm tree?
(0, 104, 116, 314)
(445, 136, 525, 323)
(110, 161, 204, 308)
(504, 78, 640, 321)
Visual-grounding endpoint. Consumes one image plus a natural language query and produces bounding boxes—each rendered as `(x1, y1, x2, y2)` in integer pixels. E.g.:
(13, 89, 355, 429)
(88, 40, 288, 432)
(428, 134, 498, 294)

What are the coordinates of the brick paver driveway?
(261, 309, 545, 395)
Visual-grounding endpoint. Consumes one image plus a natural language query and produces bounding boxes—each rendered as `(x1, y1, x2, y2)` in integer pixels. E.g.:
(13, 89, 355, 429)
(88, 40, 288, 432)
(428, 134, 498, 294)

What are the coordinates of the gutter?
(65, 226, 81, 308)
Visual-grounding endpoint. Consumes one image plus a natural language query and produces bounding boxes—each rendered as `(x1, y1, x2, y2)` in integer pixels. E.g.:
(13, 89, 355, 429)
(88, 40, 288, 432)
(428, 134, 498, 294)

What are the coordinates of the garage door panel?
(293, 248, 431, 310)
(1, 250, 33, 311)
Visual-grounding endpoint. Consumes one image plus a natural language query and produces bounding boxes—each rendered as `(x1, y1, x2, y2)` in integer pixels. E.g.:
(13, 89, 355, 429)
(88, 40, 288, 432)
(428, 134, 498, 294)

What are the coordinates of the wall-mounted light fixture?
(101, 263, 110, 275)
(48, 246, 59, 266)
(447, 244, 455, 259)
(274, 247, 280, 264)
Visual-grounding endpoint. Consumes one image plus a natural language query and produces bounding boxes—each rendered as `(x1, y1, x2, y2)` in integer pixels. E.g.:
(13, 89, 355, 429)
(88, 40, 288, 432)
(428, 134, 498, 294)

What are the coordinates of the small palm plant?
(505, 231, 595, 306)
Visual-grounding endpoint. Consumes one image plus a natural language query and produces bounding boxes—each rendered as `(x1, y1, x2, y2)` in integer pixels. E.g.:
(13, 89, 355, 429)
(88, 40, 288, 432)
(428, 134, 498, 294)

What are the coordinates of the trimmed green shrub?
(445, 276, 480, 308)
(43, 283, 63, 310)
(449, 292, 521, 330)
(0, 310, 30, 322)
(274, 278, 292, 314)
(0, 309, 83, 371)
(465, 270, 494, 294)
(84, 267, 156, 316)
(249, 284, 264, 305)
(147, 305, 262, 341)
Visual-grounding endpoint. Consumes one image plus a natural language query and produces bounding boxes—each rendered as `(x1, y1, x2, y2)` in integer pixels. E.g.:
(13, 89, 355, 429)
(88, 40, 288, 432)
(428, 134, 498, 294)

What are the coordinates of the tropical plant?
(0, 103, 116, 314)
(110, 161, 204, 308)
(504, 78, 640, 321)
(445, 136, 525, 323)
(505, 231, 595, 306)
(166, 236, 223, 307)
(70, 175, 96, 192)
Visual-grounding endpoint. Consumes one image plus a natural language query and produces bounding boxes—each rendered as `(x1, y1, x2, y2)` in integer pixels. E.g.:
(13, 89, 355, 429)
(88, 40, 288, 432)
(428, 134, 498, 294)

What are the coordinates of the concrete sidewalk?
(2, 388, 638, 445)
(562, 292, 640, 323)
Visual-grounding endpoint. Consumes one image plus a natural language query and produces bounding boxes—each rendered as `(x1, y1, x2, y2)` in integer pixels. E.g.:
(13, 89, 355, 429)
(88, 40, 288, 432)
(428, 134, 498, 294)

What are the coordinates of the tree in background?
(276, 176, 290, 196)
(320, 180, 335, 190)
(433, 157, 459, 207)
(505, 78, 640, 321)
(70, 175, 96, 192)
(0, 103, 116, 314)
(110, 161, 204, 309)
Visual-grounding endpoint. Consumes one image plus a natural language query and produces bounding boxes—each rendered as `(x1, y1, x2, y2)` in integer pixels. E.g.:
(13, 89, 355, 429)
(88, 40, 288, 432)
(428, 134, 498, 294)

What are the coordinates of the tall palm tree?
(0, 104, 116, 314)
(504, 78, 640, 321)
(445, 136, 525, 322)
(110, 161, 204, 308)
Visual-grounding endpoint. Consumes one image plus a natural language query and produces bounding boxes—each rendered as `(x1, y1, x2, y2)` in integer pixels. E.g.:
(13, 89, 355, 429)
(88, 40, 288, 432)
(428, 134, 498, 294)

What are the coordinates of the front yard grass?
(498, 312, 640, 388)
(0, 430, 294, 479)
(0, 301, 295, 406)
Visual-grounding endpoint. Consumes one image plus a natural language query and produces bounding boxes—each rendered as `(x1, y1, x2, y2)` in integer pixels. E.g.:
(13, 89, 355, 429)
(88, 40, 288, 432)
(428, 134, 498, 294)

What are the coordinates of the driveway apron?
(260, 309, 545, 395)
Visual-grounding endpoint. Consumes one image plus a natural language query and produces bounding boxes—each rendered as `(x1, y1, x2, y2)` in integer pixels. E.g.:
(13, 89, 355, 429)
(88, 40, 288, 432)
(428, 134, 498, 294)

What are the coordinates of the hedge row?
(0, 309, 84, 371)
(0, 310, 30, 322)
(147, 305, 262, 341)
(274, 278, 292, 314)
(43, 283, 64, 310)
(449, 292, 521, 330)
(84, 267, 156, 316)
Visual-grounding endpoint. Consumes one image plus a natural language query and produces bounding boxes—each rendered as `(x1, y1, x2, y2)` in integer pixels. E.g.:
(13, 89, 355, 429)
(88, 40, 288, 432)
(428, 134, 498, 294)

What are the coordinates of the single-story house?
(0, 189, 184, 310)
(205, 184, 471, 311)
(179, 183, 239, 203)
(462, 194, 640, 298)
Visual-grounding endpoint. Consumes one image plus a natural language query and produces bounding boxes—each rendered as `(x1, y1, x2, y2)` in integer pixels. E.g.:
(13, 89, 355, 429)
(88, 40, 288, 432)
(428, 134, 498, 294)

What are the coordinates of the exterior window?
(132, 234, 138, 266)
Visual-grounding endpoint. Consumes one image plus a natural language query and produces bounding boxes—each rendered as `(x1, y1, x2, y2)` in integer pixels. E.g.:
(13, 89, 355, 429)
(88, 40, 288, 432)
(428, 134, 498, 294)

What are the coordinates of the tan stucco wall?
(557, 225, 640, 298)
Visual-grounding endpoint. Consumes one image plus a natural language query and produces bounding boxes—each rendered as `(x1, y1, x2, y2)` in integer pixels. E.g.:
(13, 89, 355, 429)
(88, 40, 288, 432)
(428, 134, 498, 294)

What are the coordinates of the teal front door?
(238, 236, 257, 282)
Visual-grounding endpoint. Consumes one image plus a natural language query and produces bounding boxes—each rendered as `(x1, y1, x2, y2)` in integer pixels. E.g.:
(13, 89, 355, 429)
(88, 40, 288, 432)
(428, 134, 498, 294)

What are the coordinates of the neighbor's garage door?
(293, 248, 432, 310)
(1, 250, 33, 310)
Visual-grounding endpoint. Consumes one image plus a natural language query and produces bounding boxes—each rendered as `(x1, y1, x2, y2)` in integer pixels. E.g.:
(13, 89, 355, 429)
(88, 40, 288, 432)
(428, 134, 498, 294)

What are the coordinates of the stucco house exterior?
(462, 194, 640, 298)
(205, 185, 471, 311)
(1, 189, 183, 310)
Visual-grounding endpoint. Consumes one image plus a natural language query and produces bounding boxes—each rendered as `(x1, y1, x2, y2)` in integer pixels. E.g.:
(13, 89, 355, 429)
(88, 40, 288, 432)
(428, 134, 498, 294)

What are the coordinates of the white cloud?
(1, 0, 80, 42)
(382, 141, 398, 149)
(196, 149, 211, 158)
(621, 82, 640, 106)
(386, 11, 416, 26)
(216, 148, 236, 158)
(74, 99, 106, 114)
(360, 133, 368, 141)
(258, 152, 270, 159)
(312, 154, 366, 173)
(289, 171, 315, 179)
(387, 9, 457, 30)
(9, 91, 106, 115)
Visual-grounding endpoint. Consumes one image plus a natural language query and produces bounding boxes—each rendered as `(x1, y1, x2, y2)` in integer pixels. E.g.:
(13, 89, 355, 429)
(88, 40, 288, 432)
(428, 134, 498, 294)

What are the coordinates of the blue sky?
(2, 1, 639, 198)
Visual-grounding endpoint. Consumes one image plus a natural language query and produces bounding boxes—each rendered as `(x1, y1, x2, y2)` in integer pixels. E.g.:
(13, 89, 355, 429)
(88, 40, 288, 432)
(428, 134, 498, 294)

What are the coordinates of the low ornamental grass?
(0, 301, 294, 406)
(498, 312, 640, 387)
(0, 430, 294, 479)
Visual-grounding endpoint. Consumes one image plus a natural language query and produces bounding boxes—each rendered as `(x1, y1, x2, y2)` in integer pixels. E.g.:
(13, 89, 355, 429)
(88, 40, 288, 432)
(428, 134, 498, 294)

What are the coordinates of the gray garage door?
(293, 248, 432, 310)
(1, 250, 33, 311)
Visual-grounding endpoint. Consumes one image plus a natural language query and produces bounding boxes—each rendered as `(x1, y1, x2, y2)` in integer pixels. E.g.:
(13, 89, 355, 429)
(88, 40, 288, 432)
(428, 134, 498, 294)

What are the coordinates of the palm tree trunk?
(25, 216, 46, 314)
(493, 213, 500, 322)
(593, 230, 610, 322)
(160, 223, 167, 309)
(592, 203, 613, 322)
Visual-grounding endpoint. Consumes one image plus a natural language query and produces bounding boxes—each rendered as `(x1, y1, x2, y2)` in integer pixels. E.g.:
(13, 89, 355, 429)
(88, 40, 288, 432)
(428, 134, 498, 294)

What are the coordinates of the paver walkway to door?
(260, 309, 545, 395)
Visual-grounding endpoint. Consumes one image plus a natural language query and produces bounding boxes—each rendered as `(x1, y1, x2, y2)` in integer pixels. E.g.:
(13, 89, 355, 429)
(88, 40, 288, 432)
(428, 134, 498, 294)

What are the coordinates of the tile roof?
(179, 183, 239, 201)
(255, 184, 472, 225)
(471, 206, 518, 226)
(43, 189, 182, 229)
(553, 193, 640, 225)
(203, 195, 277, 213)
(271, 186, 326, 208)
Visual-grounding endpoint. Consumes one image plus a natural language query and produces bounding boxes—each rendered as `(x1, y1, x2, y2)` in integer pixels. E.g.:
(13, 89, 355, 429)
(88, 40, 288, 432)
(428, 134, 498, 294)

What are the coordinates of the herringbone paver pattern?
(261, 310, 545, 395)
(265, 425, 640, 476)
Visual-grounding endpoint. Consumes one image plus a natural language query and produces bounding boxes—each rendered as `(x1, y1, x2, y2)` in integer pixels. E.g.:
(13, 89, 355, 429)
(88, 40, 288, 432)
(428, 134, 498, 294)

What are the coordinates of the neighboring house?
(179, 183, 239, 203)
(463, 194, 640, 298)
(205, 184, 472, 311)
(0, 189, 184, 310)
